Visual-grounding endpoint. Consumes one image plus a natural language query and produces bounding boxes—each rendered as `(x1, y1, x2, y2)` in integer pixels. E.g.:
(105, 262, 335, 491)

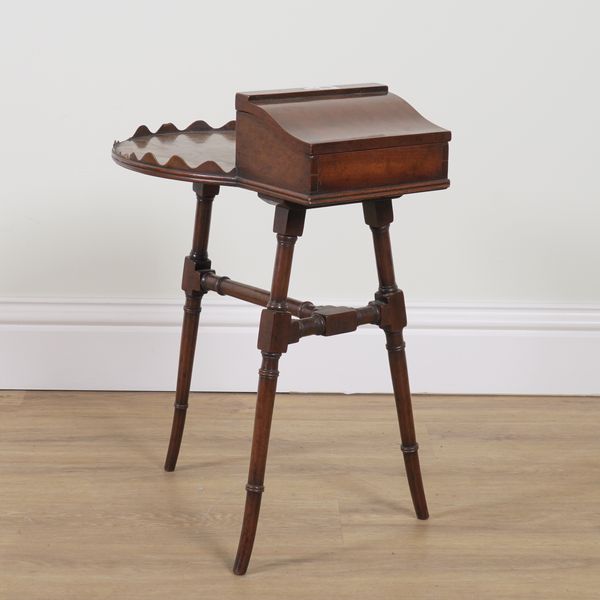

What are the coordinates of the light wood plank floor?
(1, 391, 599, 599)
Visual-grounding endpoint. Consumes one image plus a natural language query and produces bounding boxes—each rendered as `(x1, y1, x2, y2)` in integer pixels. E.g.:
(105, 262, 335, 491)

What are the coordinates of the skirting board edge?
(1, 297, 599, 395)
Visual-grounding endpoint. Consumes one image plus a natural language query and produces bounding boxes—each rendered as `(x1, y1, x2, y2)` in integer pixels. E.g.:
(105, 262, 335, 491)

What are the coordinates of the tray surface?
(112, 121, 236, 184)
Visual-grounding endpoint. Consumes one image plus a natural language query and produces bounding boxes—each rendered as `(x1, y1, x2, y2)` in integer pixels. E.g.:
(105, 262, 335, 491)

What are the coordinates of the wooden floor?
(1, 391, 599, 599)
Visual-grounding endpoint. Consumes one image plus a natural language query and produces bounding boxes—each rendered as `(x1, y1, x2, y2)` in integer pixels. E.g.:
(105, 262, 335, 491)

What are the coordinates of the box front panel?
(316, 143, 448, 194)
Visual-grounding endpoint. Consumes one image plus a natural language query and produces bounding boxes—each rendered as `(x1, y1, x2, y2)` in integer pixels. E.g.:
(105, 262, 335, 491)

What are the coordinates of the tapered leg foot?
(163, 183, 218, 472)
(364, 198, 429, 520)
(233, 484, 265, 575)
(233, 204, 304, 575)
(402, 448, 429, 520)
(386, 331, 429, 520)
(232, 352, 281, 576)
(164, 293, 202, 472)
(164, 411, 186, 471)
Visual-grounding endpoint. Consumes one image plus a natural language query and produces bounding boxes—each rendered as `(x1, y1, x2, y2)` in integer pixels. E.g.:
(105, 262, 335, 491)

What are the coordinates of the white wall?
(1, 1, 599, 393)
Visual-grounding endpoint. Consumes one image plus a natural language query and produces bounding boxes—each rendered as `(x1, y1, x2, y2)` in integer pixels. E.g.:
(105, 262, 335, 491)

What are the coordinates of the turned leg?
(233, 204, 305, 575)
(363, 198, 429, 520)
(164, 183, 219, 472)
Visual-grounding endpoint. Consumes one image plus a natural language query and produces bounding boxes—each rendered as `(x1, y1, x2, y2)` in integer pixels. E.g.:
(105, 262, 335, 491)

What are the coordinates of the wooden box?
(235, 84, 451, 206)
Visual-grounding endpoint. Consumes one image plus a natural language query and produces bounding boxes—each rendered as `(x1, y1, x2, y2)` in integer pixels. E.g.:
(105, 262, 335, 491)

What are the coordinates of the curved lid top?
(236, 84, 451, 153)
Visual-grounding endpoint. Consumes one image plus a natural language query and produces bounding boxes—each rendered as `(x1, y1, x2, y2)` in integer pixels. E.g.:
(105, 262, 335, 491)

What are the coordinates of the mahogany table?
(112, 84, 451, 575)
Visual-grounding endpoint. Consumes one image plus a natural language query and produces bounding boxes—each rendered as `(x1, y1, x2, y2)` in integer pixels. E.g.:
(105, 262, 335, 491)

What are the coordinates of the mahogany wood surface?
(164, 183, 219, 472)
(235, 84, 450, 152)
(112, 84, 451, 207)
(112, 84, 451, 574)
(363, 198, 428, 519)
(112, 122, 236, 186)
(161, 193, 429, 574)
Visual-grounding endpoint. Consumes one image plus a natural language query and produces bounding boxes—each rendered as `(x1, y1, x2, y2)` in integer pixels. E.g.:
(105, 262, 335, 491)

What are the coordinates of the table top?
(112, 121, 237, 185)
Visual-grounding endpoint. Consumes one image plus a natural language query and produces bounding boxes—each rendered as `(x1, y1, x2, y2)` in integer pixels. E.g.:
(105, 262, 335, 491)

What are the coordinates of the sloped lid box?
(235, 84, 451, 207)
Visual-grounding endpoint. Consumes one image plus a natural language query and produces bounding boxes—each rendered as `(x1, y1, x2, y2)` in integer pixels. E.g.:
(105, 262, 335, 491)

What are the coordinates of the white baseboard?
(1, 298, 599, 395)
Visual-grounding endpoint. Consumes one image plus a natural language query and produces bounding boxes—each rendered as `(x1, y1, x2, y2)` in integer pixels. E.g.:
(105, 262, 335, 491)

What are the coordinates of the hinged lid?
(235, 84, 451, 154)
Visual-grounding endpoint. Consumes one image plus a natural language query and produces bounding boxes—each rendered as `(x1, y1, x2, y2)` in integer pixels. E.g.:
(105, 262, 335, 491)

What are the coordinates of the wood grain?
(235, 84, 450, 205)
(112, 84, 451, 206)
(1, 392, 599, 599)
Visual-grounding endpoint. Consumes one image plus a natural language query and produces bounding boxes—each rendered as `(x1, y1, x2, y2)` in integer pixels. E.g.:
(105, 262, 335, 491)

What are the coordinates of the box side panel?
(316, 143, 448, 193)
(235, 111, 311, 196)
